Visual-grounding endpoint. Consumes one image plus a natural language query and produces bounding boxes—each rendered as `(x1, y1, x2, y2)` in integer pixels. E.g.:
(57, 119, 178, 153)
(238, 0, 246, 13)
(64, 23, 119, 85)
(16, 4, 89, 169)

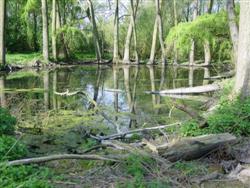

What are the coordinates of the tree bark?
(41, 0, 49, 62)
(123, 0, 139, 64)
(173, 0, 178, 64)
(52, 0, 57, 61)
(234, 1, 250, 98)
(130, 0, 139, 63)
(226, 0, 239, 63)
(86, 0, 102, 63)
(113, 0, 119, 63)
(207, 0, 214, 14)
(0, 76, 6, 107)
(204, 39, 211, 66)
(148, 18, 158, 64)
(0, 0, 6, 65)
(145, 133, 236, 162)
(148, 0, 165, 64)
(189, 0, 199, 66)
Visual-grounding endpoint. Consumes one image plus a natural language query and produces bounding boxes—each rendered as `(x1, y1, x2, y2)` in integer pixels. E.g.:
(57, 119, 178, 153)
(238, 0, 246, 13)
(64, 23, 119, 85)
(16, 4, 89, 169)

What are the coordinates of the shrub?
(0, 136, 28, 161)
(181, 97, 250, 136)
(0, 165, 52, 188)
(0, 108, 16, 135)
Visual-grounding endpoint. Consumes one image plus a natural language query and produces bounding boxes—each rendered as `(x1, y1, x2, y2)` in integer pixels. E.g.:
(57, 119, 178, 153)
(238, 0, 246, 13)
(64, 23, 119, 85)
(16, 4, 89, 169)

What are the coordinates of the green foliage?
(0, 108, 16, 135)
(6, 53, 42, 65)
(0, 165, 52, 188)
(0, 136, 27, 161)
(181, 97, 250, 136)
(166, 11, 232, 62)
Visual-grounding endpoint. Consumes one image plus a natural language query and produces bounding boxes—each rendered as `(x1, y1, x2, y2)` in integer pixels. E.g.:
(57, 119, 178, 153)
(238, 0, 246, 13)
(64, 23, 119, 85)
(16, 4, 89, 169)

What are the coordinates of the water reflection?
(1, 65, 218, 128)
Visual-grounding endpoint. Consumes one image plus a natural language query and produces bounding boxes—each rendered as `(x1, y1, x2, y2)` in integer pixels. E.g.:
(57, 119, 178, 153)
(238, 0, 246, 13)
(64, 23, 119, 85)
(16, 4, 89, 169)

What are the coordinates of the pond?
(0, 64, 227, 154)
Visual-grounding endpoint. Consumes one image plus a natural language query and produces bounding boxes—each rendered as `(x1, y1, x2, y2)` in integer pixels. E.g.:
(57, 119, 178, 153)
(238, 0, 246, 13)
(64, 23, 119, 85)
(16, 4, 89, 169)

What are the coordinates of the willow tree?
(189, 0, 199, 66)
(113, 0, 119, 63)
(234, 1, 250, 98)
(41, 0, 49, 62)
(123, 0, 139, 63)
(0, 0, 6, 65)
(86, 0, 102, 63)
(148, 0, 166, 64)
(226, 0, 238, 63)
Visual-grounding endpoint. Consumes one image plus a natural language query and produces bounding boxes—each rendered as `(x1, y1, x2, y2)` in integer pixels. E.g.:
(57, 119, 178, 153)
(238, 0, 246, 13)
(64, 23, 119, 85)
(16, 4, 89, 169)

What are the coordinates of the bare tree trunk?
(234, 1, 250, 98)
(156, 0, 166, 64)
(0, 0, 6, 65)
(189, 67, 194, 87)
(113, 0, 119, 63)
(130, 0, 139, 63)
(44, 71, 50, 111)
(189, 0, 199, 66)
(123, 1, 139, 64)
(0, 76, 6, 107)
(148, 0, 165, 64)
(148, 65, 157, 107)
(207, 0, 214, 14)
(226, 0, 239, 63)
(173, 0, 178, 64)
(87, 0, 102, 63)
(148, 19, 158, 64)
(204, 39, 211, 65)
(52, 0, 57, 61)
(53, 70, 57, 110)
(41, 0, 49, 62)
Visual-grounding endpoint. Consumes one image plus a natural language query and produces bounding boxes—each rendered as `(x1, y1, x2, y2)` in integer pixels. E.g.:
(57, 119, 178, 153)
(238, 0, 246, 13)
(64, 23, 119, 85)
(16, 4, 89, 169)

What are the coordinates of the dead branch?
(4, 154, 119, 166)
(92, 122, 181, 141)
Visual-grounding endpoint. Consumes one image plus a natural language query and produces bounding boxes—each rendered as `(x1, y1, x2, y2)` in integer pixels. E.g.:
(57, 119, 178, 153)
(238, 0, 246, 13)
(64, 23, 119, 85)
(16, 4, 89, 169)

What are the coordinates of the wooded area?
(1, 0, 250, 187)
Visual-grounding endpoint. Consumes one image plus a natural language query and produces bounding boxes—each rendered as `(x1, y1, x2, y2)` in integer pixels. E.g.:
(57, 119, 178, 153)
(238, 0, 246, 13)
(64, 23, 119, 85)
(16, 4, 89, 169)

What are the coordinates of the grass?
(6, 53, 42, 66)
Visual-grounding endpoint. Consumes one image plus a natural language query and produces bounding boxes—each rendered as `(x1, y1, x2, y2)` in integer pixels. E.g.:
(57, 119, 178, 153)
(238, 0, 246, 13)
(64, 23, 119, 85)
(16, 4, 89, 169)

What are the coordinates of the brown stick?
(4, 154, 119, 166)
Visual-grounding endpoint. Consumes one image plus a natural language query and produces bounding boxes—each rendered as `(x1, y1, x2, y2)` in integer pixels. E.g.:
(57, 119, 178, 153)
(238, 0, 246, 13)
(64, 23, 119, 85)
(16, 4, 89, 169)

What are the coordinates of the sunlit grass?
(6, 53, 42, 65)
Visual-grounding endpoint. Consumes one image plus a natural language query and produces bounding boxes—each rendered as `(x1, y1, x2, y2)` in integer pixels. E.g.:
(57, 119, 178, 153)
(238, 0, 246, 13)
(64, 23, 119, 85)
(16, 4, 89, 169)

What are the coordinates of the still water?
(0, 65, 225, 154)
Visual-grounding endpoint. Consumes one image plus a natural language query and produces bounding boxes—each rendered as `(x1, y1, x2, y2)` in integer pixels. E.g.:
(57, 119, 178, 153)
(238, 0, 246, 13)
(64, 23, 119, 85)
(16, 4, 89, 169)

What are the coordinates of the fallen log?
(161, 94, 211, 102)
(148, 84, 220, 95)
(204, 71, 235, 80)
(3, 154, 119, 166)
(144, 133, 236, 162)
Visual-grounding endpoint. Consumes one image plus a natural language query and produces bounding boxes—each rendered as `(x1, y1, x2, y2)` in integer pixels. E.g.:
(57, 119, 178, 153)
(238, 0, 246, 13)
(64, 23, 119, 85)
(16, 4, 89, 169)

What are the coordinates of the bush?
(0, 108, 16, 135)
(0, 165, 52, 188)
(181, 97, 250, 136)
(0, 136, 28, 161)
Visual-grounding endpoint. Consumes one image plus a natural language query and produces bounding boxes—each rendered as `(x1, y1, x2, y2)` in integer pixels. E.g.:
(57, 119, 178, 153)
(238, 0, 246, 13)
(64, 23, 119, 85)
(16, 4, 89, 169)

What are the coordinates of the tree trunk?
(87, 0, 102, 63)
(204, 39, 211, 65)
(44, 71, 49, 110)
(0, 76, 6, 107)
(0, 0, 6, 65)
(156, 0, 166, 64)
(234, 1, 250, 98)
(148, 18, 158, 64)
(207, 0, 214, 14)
(123, 1, 139, 63)
(113, 0, 119, 63)
(52, 0, 57, 61)
(148, 0, 166, 64)
(41, 0, 49, 62)
(130, 0, 139, 63)
(226, 0, 239, 63)
(173, 0, 178, 64)
(189, 0, 199, 66)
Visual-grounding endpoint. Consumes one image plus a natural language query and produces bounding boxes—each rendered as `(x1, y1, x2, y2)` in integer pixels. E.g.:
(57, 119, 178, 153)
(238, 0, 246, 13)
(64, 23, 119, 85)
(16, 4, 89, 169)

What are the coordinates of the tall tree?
(207, 0, 214, 14)
(52, 0, 57, 60)
(113, 0, 119, 63)
(234, 1, 250, 98)
(86, 0, 102, 63)
(130, 0, 139, 63)
(123, 0, 139, 63)
(41, 0, 49, 62)
(148, 0, 166, 64)
(189, 0, 199, 66)
(173, 0, 178, 64)
(0, 0, 6, 65)
(226, 0, 239, 63)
